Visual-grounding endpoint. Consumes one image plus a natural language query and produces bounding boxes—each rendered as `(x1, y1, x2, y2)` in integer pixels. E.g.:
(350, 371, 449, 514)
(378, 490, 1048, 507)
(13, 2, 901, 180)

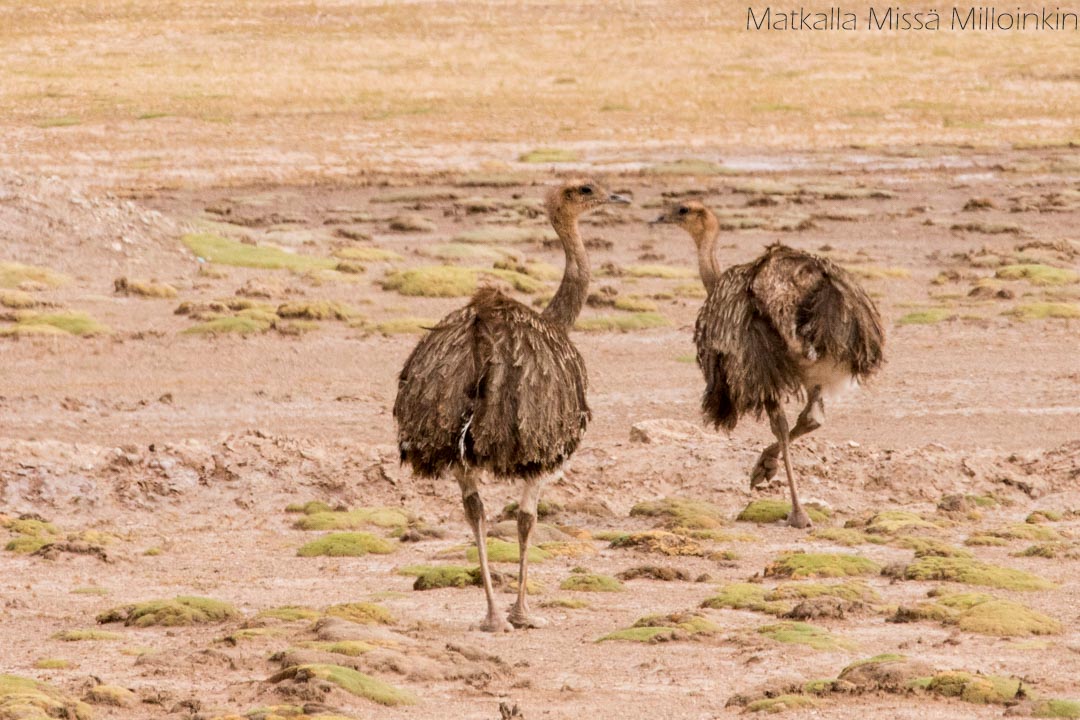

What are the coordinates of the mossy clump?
(965, 534, 1009, 547)
(5, 536, 52, 553)
(745, 695, 819, 713)
(608, 530, 705, 556)
(0, 674, 92, 720)
(275, 664, 415, 706)
(370, 189, 461, 203)
(575, 312, 669, 332)
(419, 242, 507, 261)
(541, 597, 589, 609)
(863, 510, 939, 535)
(298, 640, 376, 657)
(700, 583, 788, 616)
(892, 537, 972, 558)
(53, 629, 123, 641)
(629, 497, 727, 530)
(297, 533, 394, 558)
(810, 528, 884, 547)
(285, 500, 337, 515)
(257, 606, 321, 622)
(955, 598, 1062, 636)
(769, 580, 880, 604)
(600, 611, 718, 643)
(984, 523, 1063, 542)
(465, 538, 549, 564)
(333, 246, 402, 262)
(899, 556, 1055, 591)
(916, 670, 1021, 704)
(381, 266, 542, 297)
(613, 295, 659, 313)
(1, 311, 108, 337)
(737, 499, 830, 525)
(621, 264, 697, 279)
(1030, 699, 1080, 718)
(559, 573, 624, 592)
(114, 277, 177, 298)
(1014, 542, 1071, 559)
(898, 308, 954, 325)
(764, 552, 880, 579)
(757, 621, 853, 651)
(399, 565, 481, 591)
(33, 659, 71, 670)
(183, 314, 273, 335)
(325, 602, 394, 626)
(0, 262, 68, 289)
(644, 158, 730, 176)
(183, 233, 336, 272)
(0, 289, 39, 309)
(1027, 510, 1065, 523)
(276, 301, 357, 321)
(70, 587, 110, 596)
(452, 227, 557, 245)
(1007, 303, 1080, 320)
(97, 596, 239, 627)
(294, 507, 410, 532)
(86, 684, 135, 707)
(996, 264, 1079, 286)
(518, 147, 579, 163)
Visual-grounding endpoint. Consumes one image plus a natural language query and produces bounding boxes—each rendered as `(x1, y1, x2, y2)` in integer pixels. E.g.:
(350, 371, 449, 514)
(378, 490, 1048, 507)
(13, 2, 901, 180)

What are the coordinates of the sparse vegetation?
(297, 532, 394, 557)
(381, 265, 543, 297)
(996, 264, 1078, 286)
(464, 538, 549, 564)
(97, 596, 239, 626)
(899, 308, 954, 325)
(600, 611, 718, 642)
(737, 499, 830, 524)
(519, 148, 579, 163)
(0, 262, 67, 289)
(575, 312, 668, 332)
(765, 552, 880, 579)
(293, 507, 409, 531)
(272, 664, 415, 705)
(325, 602, 394, 625)
(183, 233, 337, 271)
(560, 573, 624, 592)
(757, 621, 853, 651)
(452, 227, 557, 245)
(0, 674, 91, 720)
(898, 556, 1055, 591)
(1006, 302, 1080, 320)
(0, 311, 108, 337)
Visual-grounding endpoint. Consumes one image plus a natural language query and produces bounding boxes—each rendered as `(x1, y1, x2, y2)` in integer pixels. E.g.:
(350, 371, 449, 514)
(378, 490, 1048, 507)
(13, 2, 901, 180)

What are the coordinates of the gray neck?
(541, 208, 590, 329)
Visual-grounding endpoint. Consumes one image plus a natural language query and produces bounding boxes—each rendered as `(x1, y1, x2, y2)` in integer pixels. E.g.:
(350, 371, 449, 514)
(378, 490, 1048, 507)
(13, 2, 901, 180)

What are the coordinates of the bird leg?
(750, 387, 824, 490)
(454, 466, 511, 633)
(507, 474, 548, 629)
(767, 404, 812, 529)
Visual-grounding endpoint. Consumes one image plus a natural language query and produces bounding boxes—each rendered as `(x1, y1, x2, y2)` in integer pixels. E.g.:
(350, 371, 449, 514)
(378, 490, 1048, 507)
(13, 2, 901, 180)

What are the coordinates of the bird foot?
(787, 507, 813, 529)
(749, 451, 780, 491)
(507, 609, 548, 629)
(476, 613, 513, 633)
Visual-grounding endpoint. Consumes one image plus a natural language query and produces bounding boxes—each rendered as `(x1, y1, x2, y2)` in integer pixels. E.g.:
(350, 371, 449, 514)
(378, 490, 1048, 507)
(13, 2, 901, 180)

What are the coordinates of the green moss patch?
(1, 311, 108, 337)
(621, 264, 697, 279)
(700, 583, 789, 616)
(745, 695, 819, 713)
(372, 317, 437, 335)
(294, 507, 410, 531)
(114, 277, 177, 298)
(33, 659, 71, 670)
(419, 242, 508, 261)
(897, 592, 1061, 637)
(0, 289, 40, 309)
(297, 640, 376, 657)
(276, 300, 358, 321)
(0, 674, 91, 720)
(1031, 699, 1080, 718)
(737, 499, 830, 524)
(764, 552, 880, 579)
(465, 538, 549, 564)
(644, 158, 730, 176)
(757, 621, 853, 651)
(452, 227, 557, 245)
(600, 611, 718, 643)
(274, 664, 415, 706)
(297, 532, 394, 557)
(381, 265, 543, 297)
(325, 602, 394, 625)
(333, 246, 402, 262)
(518, 147, 579, 163)
(899, 556, 1055, 591)
(1007, 302, 1080, 320)
(183, 233, 336, 272)
(560, 573, 624, 592)
(398, 564, 481, 590)
(769, 580, 880, 603)
(541, 597, 589, 609)
(285, 500, 336, 514)
(256, 606, 321, 622)
(53, 629, 123, 641)
(630, 497, 727, 530)
(86, 684, 135, 707)
(916, 670, 1021, 704)
(97, 596, 239, 626)
(183, 314, 272, 335)
(982, 523, 1064, 542)
(862, 511, 940, 536)
(996, 264, 1078, 286)
(0, 262, 68, 289)
(810, 528, 884, 546)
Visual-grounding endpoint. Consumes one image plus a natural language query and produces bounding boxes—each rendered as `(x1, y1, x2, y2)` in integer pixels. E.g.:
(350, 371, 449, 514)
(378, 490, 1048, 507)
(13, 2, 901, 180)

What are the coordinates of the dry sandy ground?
(1, 150, 1079, 720)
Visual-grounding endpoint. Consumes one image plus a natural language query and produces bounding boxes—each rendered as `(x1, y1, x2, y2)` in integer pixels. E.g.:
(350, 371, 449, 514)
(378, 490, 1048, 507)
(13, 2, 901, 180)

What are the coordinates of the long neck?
(695, 213, 722, 294)
(541, 208, 590, 329)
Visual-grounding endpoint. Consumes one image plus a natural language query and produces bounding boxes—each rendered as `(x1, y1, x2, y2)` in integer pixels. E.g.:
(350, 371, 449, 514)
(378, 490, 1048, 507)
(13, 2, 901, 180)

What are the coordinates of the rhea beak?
(606, 193, 631, 205)
(650, 213, 671, 225)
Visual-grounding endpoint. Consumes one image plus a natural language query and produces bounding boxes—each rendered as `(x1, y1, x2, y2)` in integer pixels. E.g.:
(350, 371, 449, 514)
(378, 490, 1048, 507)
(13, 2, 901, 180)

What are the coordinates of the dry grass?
(4, 1, 1078, 185)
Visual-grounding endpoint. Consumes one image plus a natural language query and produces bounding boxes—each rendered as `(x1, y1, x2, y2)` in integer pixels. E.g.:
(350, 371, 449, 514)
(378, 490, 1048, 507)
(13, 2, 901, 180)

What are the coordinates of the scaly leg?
(751, 386, 824, 490)
(766, 404, 812, 529)
(454, 465, 511, 633)
(507, 473, 548, 628)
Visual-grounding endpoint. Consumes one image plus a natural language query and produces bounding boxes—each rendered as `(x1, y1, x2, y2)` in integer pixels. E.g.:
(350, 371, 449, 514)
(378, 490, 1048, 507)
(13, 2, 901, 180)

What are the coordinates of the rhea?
(655, 201, 884, 528)
(394, 180, 629, 631)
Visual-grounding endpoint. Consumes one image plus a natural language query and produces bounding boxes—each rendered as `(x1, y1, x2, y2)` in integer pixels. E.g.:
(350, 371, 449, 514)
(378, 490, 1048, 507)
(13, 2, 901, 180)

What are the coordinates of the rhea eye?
(678, 206, 689, 215)
(579, 186, 593, 195)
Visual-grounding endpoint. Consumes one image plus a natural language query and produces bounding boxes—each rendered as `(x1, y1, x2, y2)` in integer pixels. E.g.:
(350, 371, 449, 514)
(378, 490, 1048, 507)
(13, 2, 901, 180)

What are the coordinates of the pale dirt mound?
(0, 170, 180, 277)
